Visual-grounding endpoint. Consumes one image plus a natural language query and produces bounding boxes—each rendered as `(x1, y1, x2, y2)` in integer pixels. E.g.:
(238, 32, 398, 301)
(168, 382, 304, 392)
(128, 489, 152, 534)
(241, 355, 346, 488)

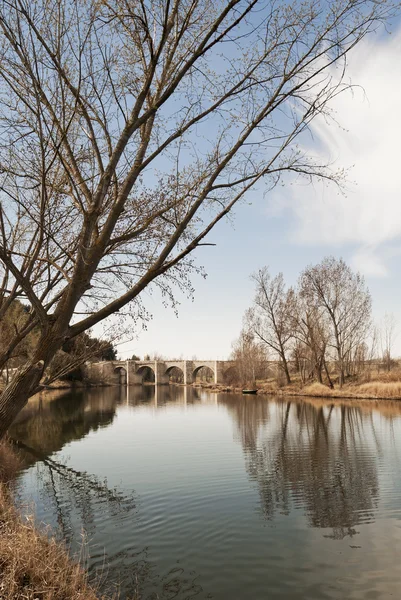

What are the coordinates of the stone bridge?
(85, 359, 235, 386)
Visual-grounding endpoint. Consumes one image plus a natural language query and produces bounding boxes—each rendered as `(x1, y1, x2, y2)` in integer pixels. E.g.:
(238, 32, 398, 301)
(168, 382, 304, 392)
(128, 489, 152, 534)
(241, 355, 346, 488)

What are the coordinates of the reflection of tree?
(224, 396, 382, 539)
(9, 388, 121, 461)
(9, 389, 138, 583)
(9, 385, 206, 462)
(19, 447, 203, 600)
(224, 395, 270, 449)
(14, 439, 136, 546)
(11, 387, 206, 600)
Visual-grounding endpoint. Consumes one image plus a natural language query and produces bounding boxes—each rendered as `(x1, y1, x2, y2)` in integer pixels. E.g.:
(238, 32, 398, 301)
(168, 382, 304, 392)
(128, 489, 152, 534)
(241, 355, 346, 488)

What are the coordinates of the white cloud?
(351, 247, 388, 278)
(271, 26, 401, 276)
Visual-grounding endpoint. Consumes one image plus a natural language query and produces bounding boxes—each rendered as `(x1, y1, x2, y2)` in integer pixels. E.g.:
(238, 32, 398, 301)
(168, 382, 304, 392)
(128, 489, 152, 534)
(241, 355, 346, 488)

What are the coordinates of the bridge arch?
(165, 365, 184, 384)
(193, 365, 215, 383)
(136, 365, 155, 383)
(114, 366, 127, 385)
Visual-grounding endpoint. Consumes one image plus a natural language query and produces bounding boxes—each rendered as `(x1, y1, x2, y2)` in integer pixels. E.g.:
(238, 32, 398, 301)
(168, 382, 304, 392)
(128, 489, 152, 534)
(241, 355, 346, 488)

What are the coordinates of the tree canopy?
(244, 257, 372, 387)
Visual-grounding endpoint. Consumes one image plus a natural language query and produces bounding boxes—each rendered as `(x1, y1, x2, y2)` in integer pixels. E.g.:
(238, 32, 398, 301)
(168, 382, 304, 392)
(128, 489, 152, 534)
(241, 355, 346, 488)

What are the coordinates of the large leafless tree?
(290, 291, 332, 387)
(248, 268, 295, 384)
(300, 257, 372, 387)
(0, 0, 396, 437)
(230, 327, 269, 386)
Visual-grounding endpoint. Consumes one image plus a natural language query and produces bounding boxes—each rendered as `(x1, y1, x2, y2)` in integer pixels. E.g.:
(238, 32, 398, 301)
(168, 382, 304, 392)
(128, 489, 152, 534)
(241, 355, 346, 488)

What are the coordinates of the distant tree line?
(231, 257, 397, 388)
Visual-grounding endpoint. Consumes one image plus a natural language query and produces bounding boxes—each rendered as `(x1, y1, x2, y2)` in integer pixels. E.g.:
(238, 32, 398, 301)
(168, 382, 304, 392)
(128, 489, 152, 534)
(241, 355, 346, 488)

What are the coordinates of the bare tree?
(248, 269, 294, 384)
(347, 340, 369, 377)
(300, 257, 371, 387)
(230, 327, 269, 387)
(380, 312, 398, 372)
(290, 291, 332, 387)
(0, 0, 396, 437)
(367, 324, 380, 376)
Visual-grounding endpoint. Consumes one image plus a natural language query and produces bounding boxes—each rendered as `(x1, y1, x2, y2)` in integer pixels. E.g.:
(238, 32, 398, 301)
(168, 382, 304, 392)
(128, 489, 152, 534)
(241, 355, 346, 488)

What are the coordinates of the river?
(10, 386, 401, 599)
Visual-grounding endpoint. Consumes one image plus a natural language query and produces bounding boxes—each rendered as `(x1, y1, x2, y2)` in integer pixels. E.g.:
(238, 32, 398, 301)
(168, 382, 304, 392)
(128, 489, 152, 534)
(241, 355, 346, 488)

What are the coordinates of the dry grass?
(0, 441, 135, 600)
(364, 368, 401, 383)
(300, 382, 344, 398)
(356, 381, 401, 398)
(0, 438, 23, 483)
(262, 379, 401, 400)
(189, 370, 401, 401)
(257, 381, 278, 394)
(0, 488, 104, 600)
(297, 380, 401, 400)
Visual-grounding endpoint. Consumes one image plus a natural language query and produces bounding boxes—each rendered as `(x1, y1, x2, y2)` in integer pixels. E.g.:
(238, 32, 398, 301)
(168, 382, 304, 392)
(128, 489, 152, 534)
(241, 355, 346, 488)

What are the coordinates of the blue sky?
(116, 21, 401, 361)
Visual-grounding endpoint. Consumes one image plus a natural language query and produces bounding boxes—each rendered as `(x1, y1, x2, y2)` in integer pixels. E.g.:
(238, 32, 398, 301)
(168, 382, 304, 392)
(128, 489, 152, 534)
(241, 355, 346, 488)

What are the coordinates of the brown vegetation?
(208, 366, 401, 401)
(0, 441, 129, 600)
(229, 256, 401, 398)
(299, 382, 355, 398)
(242, 258, 372, 390)
(257, 378, 401, 401)
(0, 438, 22, 483)
(356, 381, 401, 399)
(362, 367, 401, 384)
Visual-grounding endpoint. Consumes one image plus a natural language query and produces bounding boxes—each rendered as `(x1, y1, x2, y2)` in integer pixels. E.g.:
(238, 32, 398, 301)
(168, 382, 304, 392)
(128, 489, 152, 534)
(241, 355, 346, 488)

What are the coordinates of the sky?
(116, 21, 401, 362)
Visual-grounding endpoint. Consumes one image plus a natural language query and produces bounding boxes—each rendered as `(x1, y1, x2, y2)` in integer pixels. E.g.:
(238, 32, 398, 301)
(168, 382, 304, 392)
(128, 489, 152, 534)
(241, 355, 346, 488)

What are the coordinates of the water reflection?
(222, 396, 388, 538)
(11, 386, 211, 599)
(10, 388, 120, 460)
(12, 390, 401, 539)
(10, 386, 209, 461)
(11, 388, 401, 600)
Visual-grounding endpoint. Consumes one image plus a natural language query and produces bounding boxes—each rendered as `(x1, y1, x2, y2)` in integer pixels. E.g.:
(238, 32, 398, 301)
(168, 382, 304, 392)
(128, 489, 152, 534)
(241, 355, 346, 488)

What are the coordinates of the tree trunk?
(339, 364, 345, 388)
(282, 357, 291, 385)
(323, 359, 334, 389)
(315, 355, 323, 384)
(300, 361, 306, 385)
(332, 325, 344, 388)
(0, 361, 44, 440)
(0, 321, 68, 441)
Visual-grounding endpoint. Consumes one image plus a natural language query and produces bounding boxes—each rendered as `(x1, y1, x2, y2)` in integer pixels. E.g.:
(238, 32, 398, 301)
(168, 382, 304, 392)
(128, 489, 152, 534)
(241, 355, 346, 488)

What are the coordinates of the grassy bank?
(0, 440, 130, 600)
(197, 371, 401, 401)
(270, 369, 401, 400)
(268, 381, 401, 400)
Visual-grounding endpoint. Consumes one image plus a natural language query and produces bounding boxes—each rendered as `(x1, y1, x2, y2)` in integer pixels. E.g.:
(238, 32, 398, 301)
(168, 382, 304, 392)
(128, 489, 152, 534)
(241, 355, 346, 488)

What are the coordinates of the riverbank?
(5, 374, 401, 404)
(0, 440, 135, 600)
(196, 379, 401, 401)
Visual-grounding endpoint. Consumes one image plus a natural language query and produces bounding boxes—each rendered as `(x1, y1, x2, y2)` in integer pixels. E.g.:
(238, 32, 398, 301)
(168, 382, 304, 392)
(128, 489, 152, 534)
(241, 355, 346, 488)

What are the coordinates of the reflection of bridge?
(85, 360, 235, 386)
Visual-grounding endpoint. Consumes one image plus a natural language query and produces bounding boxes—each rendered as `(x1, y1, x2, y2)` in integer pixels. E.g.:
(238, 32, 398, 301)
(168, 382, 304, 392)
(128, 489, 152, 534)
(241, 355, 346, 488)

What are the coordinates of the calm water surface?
(11, 386, 401, 599)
